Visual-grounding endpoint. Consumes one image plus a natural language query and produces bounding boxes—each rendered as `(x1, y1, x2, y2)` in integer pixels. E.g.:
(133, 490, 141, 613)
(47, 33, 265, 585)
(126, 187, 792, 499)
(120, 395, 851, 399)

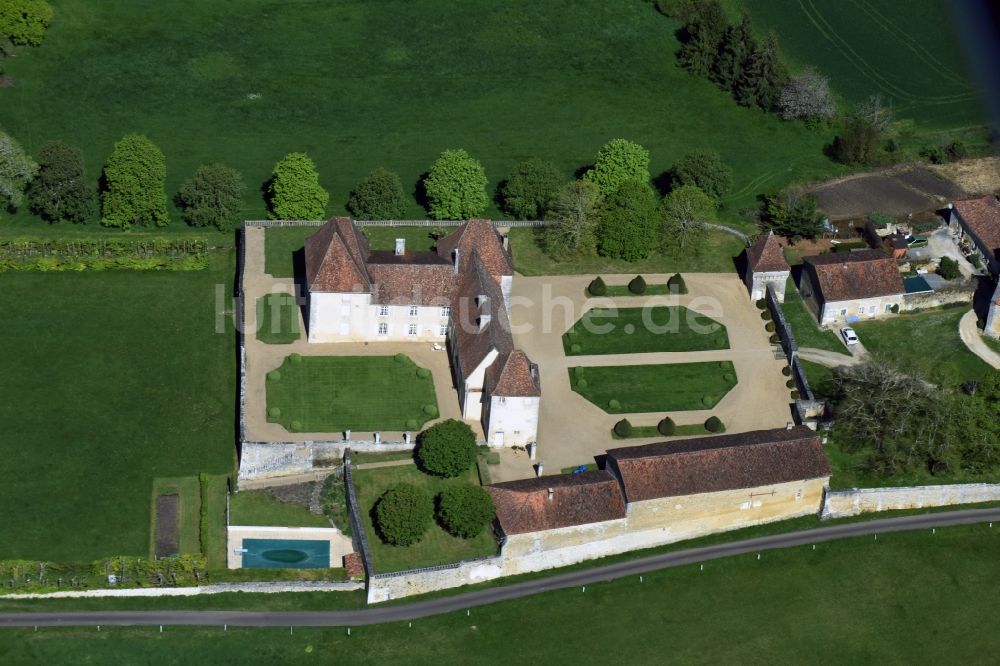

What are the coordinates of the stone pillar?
(344, 429, 351, 442)
(403, 432, 410, 445)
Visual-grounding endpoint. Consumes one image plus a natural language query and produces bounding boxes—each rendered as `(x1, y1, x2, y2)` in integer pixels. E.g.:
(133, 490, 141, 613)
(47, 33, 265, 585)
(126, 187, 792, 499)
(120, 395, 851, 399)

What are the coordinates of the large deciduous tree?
(669, 151, 732, 200)
(347, 167, 406, 220)
(177, 163, 246, 232)
(0, 131, 37, 210)
(29, 140, 95, 223)
(374, 483, 433, 546)
(597, 181, 659, 261)
(100, 134, 169, 229)
(544, 179, 602, 258)
(423, 149, 488, 220)
(778, 69, 836, 122)
(436, 484, 496, 539)
(499, 158, 562, 220)
(831, 95, 893, 165)
(584, 138, 651, 197)
(661, 184, 714, 250)
(0, 0, 53, 46)
(416, 419, 477, 477)
(266, 152, 329, 220)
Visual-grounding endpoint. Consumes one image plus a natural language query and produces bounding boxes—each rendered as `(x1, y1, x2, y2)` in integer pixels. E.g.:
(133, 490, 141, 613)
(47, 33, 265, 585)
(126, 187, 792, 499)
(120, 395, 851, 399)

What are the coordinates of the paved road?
(2, 507, 998, 628)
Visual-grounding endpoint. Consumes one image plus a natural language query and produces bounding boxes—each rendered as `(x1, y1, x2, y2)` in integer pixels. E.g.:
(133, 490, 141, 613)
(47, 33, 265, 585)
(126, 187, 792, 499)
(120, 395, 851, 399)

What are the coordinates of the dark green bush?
(570, 343, 582, 353)
(628, 275, 647, 294)
(668, 273, 688, 294)
(724, 373, 736, 382)
(405, 419, 418, 430)
(765, 322, 776, 333)
(790, 389, 801, 400)
(786, 379, 796, 389)
(416, 367, 431, 379)
(290, 420, 302, 431)
(588, 276, 607, 297)
(704, 416, 724, 433)
(761, 310, 772, 321)
(436, 484, 496, 539)
(374, 483, 433, 546)
(769, 334, 779, 343)
(614, 418, 633, 437)
(782, 366, 791, 376)
(0, 238, 209, 272)
(577, 378, 588, 388)
(702, 395, 713, 406)
(289, 353, 303, 364)
(657, 417, 676, 436)
(416, 419, 476, 477)
(937, 257, 961, 280)
(393, 353, 407, 364)
(755, 298, 766, 310)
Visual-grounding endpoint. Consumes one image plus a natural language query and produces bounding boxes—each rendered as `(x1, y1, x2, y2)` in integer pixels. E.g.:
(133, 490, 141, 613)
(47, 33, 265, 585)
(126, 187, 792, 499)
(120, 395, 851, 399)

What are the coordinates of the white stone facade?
(308, 293, 451, 343)
(484, 395, 541, 448)
(747, 269, 790, 303)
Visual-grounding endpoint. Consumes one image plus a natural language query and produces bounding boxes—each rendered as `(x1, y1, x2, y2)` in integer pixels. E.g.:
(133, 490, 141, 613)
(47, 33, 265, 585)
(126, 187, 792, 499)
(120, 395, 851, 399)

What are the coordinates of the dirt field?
(809, 165, 966, 221)
(154, 494, 180, 558)
(931, 157, 1000, 196)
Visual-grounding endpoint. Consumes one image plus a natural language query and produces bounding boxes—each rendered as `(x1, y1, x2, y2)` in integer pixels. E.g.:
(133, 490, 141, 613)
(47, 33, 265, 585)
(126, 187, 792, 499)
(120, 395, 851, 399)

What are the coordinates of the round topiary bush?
(393, 353, 407, 364)
(574, 366, 586, 377)
(657, 417, 676, 436)
(719, 361, 729, 369)
(782, 366, 791, 377)
(570, 343, 582, 353)
(724, 373, 736, 382)
(765, 322, 776, 333)
(416, 419, 477, 477)
(761, 310, 772, 321)
(374, 483, 433, 546)
(608, 399, 622, 410)
(423, 404, 438, 417)
(786, 379, 796, 389)
(289, 353, 303, 364)
(628, 275, 647, 295)
(790, 390, 801, 400)
(614, 418, 633, 437)
(416, 367, 431, 379)
(268, 407, 281, 419)
(755, 298, 766, 310)
(705, 416, 724, 433)
(405, 419, 418, 430)
(577, 378, 588, 388)
(267, 370, 281, 381)
(436, 484, 496, 539)
(290, 420, 302, 432)
(588, 276, 607, 297)
(769, 334, 779, 343)
(702, 395, 713, 407)
(668, 273, 688, 294)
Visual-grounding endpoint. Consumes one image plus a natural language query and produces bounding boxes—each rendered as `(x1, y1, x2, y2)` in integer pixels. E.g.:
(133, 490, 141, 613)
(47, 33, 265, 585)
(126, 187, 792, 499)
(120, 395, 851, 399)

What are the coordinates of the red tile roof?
(606, 426, 830, 502)
(450, 254, 514, 377)
(436, 219, 513, 280)
(487, 470, 627, 535)
(746, 231, 789, 273)
(953, 195, 1000, 258)
(486, 350, 540, 397)
(367, 263, 456, 306)
(305, 219, 372, 293)
(803, 249, 904, 302)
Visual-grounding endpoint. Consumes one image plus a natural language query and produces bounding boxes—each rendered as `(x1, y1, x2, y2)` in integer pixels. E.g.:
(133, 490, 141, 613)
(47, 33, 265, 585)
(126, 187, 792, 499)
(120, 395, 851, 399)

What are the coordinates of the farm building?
(798, 250, 905, 325)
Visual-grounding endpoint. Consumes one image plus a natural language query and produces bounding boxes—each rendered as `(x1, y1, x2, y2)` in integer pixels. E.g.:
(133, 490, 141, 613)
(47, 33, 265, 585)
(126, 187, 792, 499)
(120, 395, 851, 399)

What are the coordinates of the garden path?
(958, 310, 1000, 370)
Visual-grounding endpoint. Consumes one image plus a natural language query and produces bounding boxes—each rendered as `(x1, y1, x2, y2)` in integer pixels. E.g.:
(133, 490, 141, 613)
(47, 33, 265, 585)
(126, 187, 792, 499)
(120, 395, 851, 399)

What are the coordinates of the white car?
(841, 327, 860, 346)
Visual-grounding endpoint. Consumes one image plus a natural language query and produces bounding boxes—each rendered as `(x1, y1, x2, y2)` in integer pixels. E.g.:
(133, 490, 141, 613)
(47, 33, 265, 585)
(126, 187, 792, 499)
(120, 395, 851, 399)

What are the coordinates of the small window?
(377, 305, 389, 317)
(497, 396, 506, 404)
(438, 325, 448, 337)
(839, 309, 847, 316)
(441, 305, 452, 317)
(377, 322, 388, 336)
(409, 305, 419, 317)
(407, 324, 417, 336)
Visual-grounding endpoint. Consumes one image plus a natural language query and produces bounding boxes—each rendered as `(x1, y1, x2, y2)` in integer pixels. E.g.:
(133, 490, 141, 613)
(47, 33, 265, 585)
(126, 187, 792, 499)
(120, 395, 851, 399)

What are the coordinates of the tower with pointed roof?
(744, 231, 791, 303)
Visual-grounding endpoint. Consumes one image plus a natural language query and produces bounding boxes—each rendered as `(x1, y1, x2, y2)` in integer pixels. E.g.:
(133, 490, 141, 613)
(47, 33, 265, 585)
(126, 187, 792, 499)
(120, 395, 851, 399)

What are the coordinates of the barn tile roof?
(487, 470, 627, 535)
(746, 231, 790, 273)
(305, 219, 372, 293)
(367, 263, 456, 306)
(435, 219, 513, 280)
(486, 350, 540, 397)
(606, 426, 830, 502)
(450, 254, 514, 377)
(952, 195, 1000, 259)
(803, 249, 904, 302)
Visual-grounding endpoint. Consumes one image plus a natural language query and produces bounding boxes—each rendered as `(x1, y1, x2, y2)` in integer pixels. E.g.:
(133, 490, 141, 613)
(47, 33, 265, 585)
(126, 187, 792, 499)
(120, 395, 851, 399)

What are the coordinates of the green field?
(570, 362, 738, 413)
(780, 281, 847, 354)
(0, 0, 847, 232)
(0, 255, 236, 562)
(564, 306, 729, 356)
(229, 491, 329, 528)
(739, 0, 987, 129)
(352, 464, 499, 573)
(2, 524, 999, 663)
(255, 293, 300, 344)
(853, 307, 992, 386)
(266, 355, 438, 432)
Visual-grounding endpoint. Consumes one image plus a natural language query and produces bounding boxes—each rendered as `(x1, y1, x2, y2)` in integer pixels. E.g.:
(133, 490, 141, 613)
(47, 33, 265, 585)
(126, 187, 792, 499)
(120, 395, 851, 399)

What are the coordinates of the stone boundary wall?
(4, 581, 363, 600)
(821, 483, 1000, 519)
(243, 219, 548, 228)
(902, 284, 975, 311)
(239, 441, 414, 480)
(766, 283, 814, 402)
(343, 450, 376, 579)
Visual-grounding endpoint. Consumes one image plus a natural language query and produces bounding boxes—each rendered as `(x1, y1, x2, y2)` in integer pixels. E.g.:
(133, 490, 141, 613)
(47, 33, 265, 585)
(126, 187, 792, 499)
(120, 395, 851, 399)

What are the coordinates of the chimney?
(394, 238, 405, 256)
(547, 488, 554, 501)
(453, 248, 460, 275)
(502, 234, 510, 251)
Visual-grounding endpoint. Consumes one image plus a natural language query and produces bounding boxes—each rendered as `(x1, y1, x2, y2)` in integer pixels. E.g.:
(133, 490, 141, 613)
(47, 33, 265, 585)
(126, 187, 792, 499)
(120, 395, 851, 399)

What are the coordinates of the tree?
(544, 179, 602, 258)
(584, 139, 651, 196)
(669, 151, 732, 200)
(657, 416, 676, 436)
(177, 163, 246, 232)
(734, 31, 787, 110)
(0, 0, 53, 46)
(831, 96, 892, 165)
(436, 485, 496, 539)
(628, 275, 647, 295)
(416, 419, 477, 477)
(705, 416, 724, 432)
(759, 190, 823, 239)
(423, 149, 488, 220)
(28, 140, 95, 223)
(662, 184, 715, 251)
(347, 167, 406, 220)
(937, 256, 961, 280)
(711, 11, 755, 92)
(596, 181, 659, 261)
(266, 152, 329, 220)
(668, 273, 688, 294)
(499, 158, 562, 220)
(778, 69, 835, 122)
(100, 134, 169, 229)
(374, 483, 433, 546)
(676, 0, 728, 77)
(0, 131, 37, 210)
(587, 276, 607, 296)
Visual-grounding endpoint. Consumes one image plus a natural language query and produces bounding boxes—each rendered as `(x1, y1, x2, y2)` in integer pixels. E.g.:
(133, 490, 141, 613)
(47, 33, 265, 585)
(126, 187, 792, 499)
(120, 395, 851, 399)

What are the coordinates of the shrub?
(374, 483, 433, 546)
(266, 152, 329, 220)
(290, 420, 302, 431)
(405, 419, 418, 430)
(614, 418, 633, 437)
(290, 353, 303, 364)
(937, 256, 961, 280)
(724, 373, 736, 382)
(499, 158, 563, 220)
(945, 141, 967, 161)
(669, 150, 733, 200)
(416, 419, 477, 477)
(416, 367, 431, 379)
(704, 416, 724, 433)
(919, 145, 945, 164)
(436, 485, 496, 539)
(347, 167, 406, 220)
(574, 366, 586, 377)
(101, 134, 169, 229)
(657, 417, 676, 436)
(177, 163, 246, 232)
(765, 322, 776, 332)
(393, 353, 407, 363)
(584, 138, 651, 196)
(29, 140, 96, 224)
(782, 366, 791, 376)
(570, 343, 582, 353)
(786, 379, 796, 389)
(761, 310, 772, 321)
(577, 378, 588, 388)
(755, 298, 766, 310)
(790, 389, 801, 400)
(719, 361, 731, 369)
(422, 404, 438, 417)
(608, 399, 622, 410)
(423, 148, 489, 219)
(668, 273, 688, 294)
(701, 395, 713, 406)
(769, 334, 779, 343)
(628, 275, 647, 294)
(267, 370, 281, 381)
(587, 276, 607, 297)
(267, 407, 281, 419)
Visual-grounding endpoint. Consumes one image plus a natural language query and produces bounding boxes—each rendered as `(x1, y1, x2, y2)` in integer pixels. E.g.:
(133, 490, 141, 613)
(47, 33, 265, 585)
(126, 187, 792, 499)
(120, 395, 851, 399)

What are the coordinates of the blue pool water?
(241, 538, 330, 568)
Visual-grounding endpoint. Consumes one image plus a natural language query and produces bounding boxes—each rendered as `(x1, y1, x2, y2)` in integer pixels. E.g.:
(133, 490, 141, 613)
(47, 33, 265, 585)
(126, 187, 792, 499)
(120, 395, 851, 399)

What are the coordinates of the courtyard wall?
(821, 483, 1000, 519)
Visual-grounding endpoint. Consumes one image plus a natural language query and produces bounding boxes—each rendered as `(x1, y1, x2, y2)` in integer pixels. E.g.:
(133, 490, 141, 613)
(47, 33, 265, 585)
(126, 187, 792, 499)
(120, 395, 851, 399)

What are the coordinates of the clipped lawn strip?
(229, 490, 329, 528)
(352, 465, 498, 573)
(564, 306, 729, 356)
(255, 293, 300, 344)
(266, 355, 437, 432)
(601, 284, 672, 297)
(570, 362, 737, 413)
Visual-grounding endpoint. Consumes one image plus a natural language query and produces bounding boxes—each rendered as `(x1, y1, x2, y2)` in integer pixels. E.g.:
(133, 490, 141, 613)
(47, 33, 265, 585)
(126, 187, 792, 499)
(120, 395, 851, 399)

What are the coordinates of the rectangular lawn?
(266, 355, 438, 432)
(564, 306, 729, 356)
(229, 491, 330, 528)
(255, 293, 300, 344)
(570, 362, 738, 413)
(352, 464, 499, 573)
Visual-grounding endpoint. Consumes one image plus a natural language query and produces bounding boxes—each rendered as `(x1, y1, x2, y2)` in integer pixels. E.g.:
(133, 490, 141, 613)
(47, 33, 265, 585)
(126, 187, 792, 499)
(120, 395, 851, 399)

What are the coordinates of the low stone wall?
(821, 483, 1000, 519)
(238, 440, 414, 481)
(902, 284, 975, 310)
(5, 581, 363, 599)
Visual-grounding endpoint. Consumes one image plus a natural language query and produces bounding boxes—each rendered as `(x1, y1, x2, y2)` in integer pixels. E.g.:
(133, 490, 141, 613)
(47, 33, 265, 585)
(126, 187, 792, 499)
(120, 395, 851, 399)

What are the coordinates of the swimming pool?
(241, 538, 331, 568)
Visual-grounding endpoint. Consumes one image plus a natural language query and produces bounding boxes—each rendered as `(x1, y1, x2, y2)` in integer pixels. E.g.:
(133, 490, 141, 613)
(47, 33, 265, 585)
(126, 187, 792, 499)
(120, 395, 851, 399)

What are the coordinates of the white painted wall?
(485, 396, 539, 447)
(309, 293, 449, 343)
(748, 270, 789, 302)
